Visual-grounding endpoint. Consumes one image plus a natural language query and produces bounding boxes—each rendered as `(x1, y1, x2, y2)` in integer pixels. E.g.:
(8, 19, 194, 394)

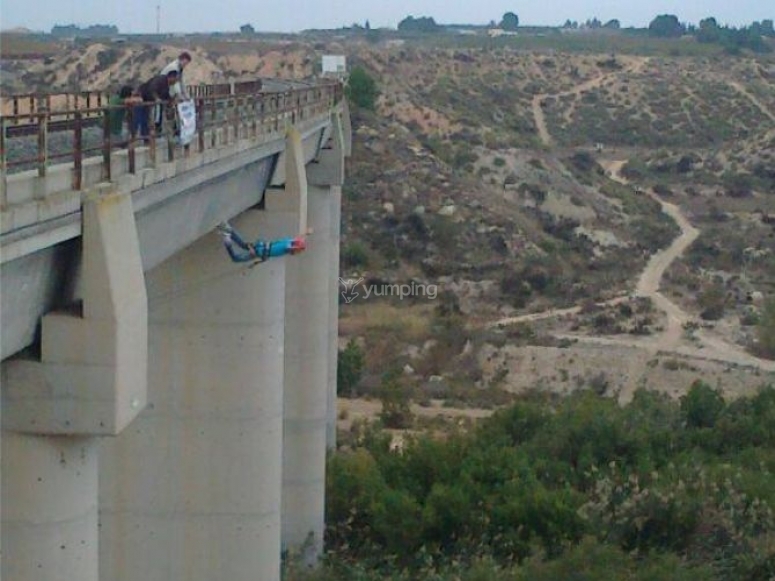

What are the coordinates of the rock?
(437, 205, 456, 217)
(461, 339, 474, 356)
(383, 202, 395, 214)
(403, 364, 415, 375)
(429, 375, 443, 383)
(423, 339, 438, 352)
(403, 345, 421, 359)
(413, 205, 426, 215)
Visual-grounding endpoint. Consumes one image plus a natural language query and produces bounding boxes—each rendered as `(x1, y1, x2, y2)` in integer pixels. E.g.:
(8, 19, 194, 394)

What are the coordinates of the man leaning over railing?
(133, 69, 179, 141)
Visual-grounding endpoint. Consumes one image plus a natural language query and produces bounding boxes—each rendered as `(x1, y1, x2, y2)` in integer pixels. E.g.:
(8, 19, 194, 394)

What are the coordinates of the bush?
(342, 241, 370, 269)
(379, 375, 413, 429)
(337, 339, 365, 397)
(757, 298, 775, 359)
(681, 380, 725, 429)
(346, 67, 379, 111)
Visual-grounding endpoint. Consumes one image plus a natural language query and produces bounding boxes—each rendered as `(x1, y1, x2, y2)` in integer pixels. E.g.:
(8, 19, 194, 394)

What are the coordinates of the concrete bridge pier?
(1, 190, 148, 581)
(98, 204, 290, 581)
(279, 111, 346, 565)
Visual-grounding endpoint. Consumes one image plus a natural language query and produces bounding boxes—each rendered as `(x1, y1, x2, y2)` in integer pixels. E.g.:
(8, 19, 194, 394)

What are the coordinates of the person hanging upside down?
(217, 222, 306, 263)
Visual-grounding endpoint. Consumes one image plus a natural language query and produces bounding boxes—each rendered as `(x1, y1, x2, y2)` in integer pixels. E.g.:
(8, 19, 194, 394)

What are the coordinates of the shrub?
(346, 67, 379, 111)
(681, 380, 725, 429)
(341, 241, 369, 269)
(337, 339, 365, 397)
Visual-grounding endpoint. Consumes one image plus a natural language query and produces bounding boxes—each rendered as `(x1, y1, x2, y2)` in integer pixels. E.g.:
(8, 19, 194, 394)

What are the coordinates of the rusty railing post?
(165, 103, 175, 162)
(0, 118, 7, 209)
(233, 96, 240, 142)
(73, 111, 83, 190)
(197, 98, 205, 153)
(127, 106, 136, 174)
(102, 107, 112, 182)
(37, 110, 48, 178)
(148, 111, 157, 167)
(251, 95, 257, 138)
(210, 98, 217, 148)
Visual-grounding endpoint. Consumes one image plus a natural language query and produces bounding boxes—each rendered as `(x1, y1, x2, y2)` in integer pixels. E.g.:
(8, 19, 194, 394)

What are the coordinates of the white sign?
(322, 55, 346, 75)
(177, 100, 196, 146)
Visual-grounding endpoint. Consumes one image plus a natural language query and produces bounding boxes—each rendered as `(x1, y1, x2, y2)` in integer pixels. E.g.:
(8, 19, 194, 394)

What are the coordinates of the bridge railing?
(0, 79, 343, 195)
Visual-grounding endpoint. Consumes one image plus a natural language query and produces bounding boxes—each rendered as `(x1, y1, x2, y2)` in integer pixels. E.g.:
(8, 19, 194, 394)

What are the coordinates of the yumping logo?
(339, 277, 365, 304)
(338, 278, 438, 302)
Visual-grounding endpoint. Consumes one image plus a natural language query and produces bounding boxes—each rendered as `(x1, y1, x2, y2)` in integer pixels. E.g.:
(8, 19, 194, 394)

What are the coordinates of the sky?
(1, 0, 772, 34)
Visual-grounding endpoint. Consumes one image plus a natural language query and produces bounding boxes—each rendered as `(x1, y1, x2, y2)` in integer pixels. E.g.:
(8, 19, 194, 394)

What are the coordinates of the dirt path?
(531, 58, 648, 147)
(498, 67, 775, 397)
(728, 81, 775, 124)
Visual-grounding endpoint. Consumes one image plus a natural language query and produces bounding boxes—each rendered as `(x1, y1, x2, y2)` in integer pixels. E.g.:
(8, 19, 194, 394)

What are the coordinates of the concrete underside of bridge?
(0, 102, 349, 581)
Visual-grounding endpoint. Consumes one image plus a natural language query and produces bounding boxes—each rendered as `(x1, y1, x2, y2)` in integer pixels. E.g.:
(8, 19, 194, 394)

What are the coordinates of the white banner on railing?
(177, 100, 196, 146)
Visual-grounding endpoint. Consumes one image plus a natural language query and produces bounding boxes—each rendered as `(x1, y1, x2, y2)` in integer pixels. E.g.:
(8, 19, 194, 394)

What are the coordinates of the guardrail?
(0, 79, 344, 196)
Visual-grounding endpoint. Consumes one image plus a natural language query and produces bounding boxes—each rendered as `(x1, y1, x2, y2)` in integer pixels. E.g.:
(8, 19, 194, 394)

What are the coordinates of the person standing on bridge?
(107, 85, 140, 140)
(133, 70, 179, 141)
(217, 222, 307, 263)
(161, 51, 192, 100)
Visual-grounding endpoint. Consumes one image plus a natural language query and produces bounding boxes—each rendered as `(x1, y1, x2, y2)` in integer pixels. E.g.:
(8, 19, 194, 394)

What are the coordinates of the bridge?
(0, 78, 352, 581)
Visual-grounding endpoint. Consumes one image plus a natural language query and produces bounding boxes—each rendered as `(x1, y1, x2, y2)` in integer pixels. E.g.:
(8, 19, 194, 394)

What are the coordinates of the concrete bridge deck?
(0, 77, 352, 581)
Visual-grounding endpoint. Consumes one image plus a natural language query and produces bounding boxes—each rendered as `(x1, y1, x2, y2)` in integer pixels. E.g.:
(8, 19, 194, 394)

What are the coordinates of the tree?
(758, 298, 775, 359)
(345, 66, 379, 110)
(697, 17, 721, 43)
(499, 12, 519, 31)
(240, 23, 255, 35)
(604, 19, 621, 30)
(648, 14, 686, 38)
(397, 15, 441, 33)
(337, 339, 365, 397)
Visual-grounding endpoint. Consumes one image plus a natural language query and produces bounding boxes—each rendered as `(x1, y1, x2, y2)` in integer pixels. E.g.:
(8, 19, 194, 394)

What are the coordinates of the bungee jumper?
(217, 221, 306, 263)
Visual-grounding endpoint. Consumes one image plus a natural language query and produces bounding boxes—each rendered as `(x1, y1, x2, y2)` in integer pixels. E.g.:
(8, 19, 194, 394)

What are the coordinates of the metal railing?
(0, 79, 344, 193)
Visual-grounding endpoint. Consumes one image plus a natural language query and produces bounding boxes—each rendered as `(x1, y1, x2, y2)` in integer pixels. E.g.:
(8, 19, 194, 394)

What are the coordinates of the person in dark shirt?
(132, 70, 179, 139)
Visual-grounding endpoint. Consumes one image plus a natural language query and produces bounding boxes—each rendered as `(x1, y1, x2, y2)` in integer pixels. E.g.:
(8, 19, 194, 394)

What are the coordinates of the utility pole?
(156, 4, 161, 34)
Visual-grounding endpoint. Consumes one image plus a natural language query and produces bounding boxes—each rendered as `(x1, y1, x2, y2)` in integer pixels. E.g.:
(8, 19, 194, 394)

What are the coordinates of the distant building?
(322, 55, 346, 78)
(487, 28, 518, 38)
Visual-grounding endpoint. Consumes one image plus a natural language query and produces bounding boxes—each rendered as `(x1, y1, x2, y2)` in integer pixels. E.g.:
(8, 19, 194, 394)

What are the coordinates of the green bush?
(337, 339, 365, 397)
(758, 298, 775, 359)
(346, 67, 379, 111)
(341, 241, 370, 269)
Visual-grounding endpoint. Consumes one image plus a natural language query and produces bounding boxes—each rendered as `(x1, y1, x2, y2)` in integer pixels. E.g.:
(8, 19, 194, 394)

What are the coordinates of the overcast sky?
(2, 0, 772, 34)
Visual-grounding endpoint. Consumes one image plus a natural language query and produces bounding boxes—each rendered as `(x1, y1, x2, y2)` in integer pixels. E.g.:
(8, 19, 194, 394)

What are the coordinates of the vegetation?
(346, 67, 379, 111)
(337, 340, 365, 397)
(499, 12, 519, 31)
(758, 299, 775, 359)
(287, 383, 775, 580)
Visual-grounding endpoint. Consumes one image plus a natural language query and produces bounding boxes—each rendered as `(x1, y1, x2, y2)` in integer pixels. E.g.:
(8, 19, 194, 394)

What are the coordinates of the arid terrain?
(3, 33, 774, 435)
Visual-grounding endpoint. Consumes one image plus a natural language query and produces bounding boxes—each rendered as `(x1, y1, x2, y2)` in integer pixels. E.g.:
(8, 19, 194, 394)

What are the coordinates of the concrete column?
(2, 189, 147, 581)
(326, 185, 342, 450)
(1, 434, 99, 581)
(99, 208, 286, 581)
(280, 184, 331, 564)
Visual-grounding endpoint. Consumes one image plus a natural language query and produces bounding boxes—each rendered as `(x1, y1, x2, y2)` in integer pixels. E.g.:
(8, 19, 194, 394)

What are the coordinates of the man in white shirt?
(161, 51, 192, 99)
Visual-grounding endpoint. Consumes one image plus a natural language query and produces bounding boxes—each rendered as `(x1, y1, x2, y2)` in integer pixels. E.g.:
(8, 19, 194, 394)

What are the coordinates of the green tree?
(499, 12, 519, 30)
(397, 15, 440, 32)
(758, 298, 775, 359)
(681, 380, 725, 428)
(239, 23, 255, 35)
(648, 14, 686, 38)
(345, 67, 379, 110)
(379, 374, 412, 429)
(337, 339, 365, 397)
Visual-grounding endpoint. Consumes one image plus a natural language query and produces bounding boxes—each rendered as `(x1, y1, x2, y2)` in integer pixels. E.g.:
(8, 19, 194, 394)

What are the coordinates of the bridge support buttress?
(1, 190, 148, 581)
